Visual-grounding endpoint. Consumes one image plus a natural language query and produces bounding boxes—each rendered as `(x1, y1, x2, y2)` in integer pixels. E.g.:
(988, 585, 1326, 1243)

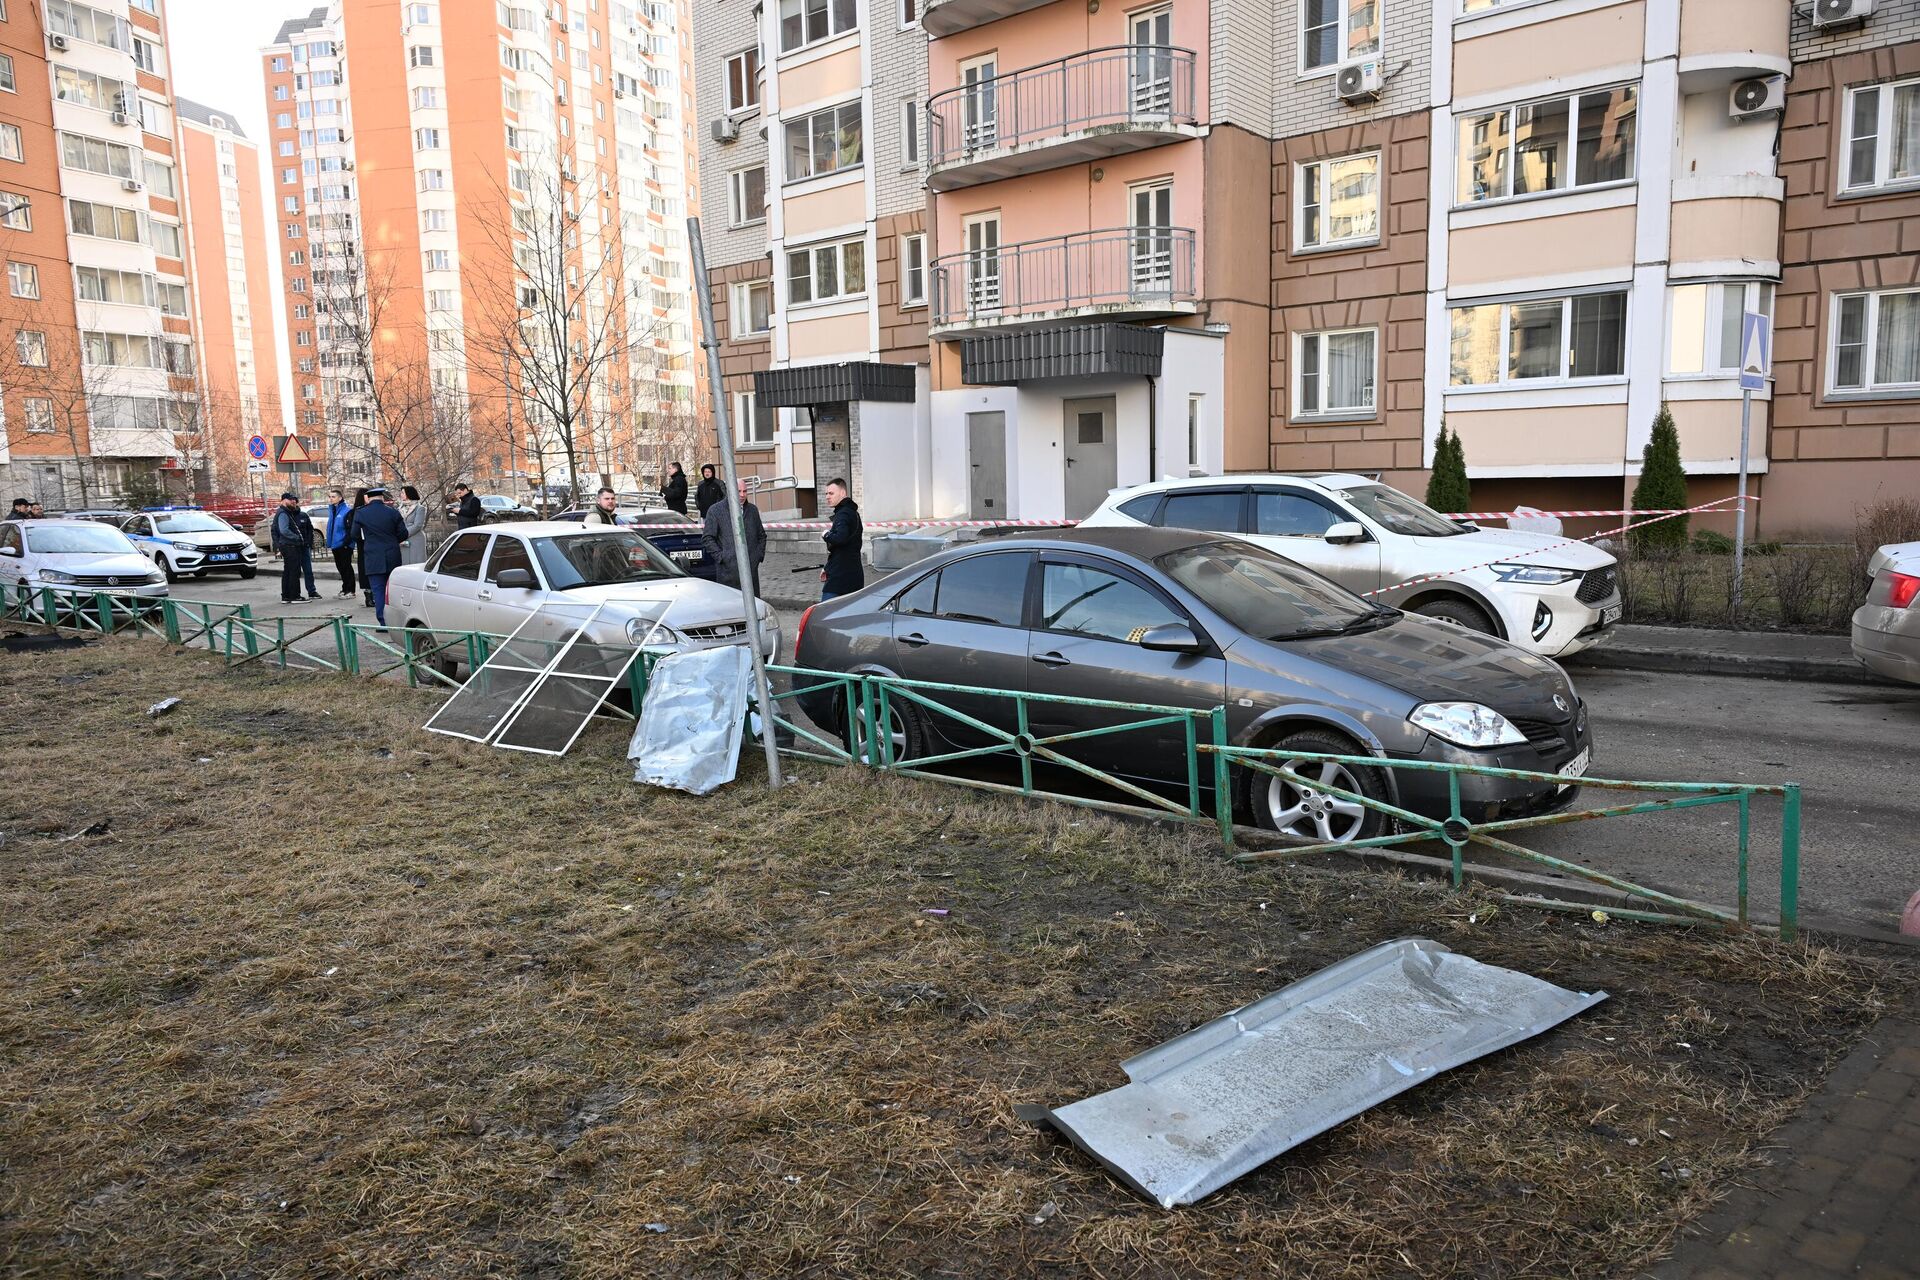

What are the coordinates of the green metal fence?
(6, 585, 1804, 939)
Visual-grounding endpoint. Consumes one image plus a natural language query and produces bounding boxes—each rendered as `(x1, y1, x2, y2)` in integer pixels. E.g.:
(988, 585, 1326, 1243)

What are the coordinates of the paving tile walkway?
(1648, 1012, 1920, 1279)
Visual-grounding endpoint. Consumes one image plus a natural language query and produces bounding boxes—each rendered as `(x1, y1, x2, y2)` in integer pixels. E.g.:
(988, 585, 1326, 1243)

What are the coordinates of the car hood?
(549, 576, 763, 625)
(1233, 613, 1577, 721)
(1404, 527, 1613, 572)
(33, 552, 154, 577)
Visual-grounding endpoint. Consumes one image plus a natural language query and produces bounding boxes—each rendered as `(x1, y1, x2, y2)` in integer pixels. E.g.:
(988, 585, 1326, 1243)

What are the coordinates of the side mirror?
(494, 567, 535, 589)
(0, 545, 20, 557)
(1324, 521, 1369, 545)
(1138, 621, 1206, 655)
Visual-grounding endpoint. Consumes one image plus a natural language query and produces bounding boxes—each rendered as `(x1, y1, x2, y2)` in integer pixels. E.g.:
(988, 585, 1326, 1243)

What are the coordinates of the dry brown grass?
(0, 637, 1910, 1279)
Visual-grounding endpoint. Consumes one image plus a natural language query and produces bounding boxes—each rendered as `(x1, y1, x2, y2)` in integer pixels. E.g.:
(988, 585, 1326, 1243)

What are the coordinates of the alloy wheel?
(1265, 760, 1369, 843)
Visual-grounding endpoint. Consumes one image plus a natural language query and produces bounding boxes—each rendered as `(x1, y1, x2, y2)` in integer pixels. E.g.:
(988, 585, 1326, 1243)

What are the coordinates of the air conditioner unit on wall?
(111, 111, 132, 126)
(1335, 61, 1382, 105)
(711, 116, 739, 143)
(122, 177, 143, 193)
(48, 33, 69, 51)
(1729, 75, 1786, 121)
(1811, 0, 1874, 30)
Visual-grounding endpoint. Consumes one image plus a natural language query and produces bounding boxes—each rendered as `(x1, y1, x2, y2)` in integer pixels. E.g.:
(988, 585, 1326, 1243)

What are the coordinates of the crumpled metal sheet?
(628, 645, 753, 795)
(1021, 937, 1607, 1207)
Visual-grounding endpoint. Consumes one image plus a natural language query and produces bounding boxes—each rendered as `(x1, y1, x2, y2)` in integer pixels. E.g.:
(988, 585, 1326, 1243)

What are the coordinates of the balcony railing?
(926, 46, 1197, 182)
(930, 226, 1196, 330)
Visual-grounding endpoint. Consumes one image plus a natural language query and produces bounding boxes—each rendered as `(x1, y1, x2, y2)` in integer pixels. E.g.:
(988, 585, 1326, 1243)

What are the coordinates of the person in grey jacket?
(397, 484, 429, 565)
(701, 480, 766, 594)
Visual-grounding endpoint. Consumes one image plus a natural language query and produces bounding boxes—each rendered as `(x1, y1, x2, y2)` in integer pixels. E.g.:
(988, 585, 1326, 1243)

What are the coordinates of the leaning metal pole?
(688, 216, 784, 790)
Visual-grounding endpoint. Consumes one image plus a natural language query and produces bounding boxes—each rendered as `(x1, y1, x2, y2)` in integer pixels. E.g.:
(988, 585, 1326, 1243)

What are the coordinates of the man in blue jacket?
(353, 487, 409, 629)
(323, 486, 357, 597)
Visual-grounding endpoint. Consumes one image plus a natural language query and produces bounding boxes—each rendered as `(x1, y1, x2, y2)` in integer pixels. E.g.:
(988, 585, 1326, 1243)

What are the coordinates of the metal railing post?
(1737, 791, 1750, 927)
(1780, 784, 1801, 943)
(1016, 696, 1033, 795)
(1211, 707, 1233, 851)
(1447, 772, 1464, 889)
(95, 591, 113, 633)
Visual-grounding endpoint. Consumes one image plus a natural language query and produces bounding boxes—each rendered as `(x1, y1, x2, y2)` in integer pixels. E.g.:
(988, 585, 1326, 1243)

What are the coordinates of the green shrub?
(1426, 423, 1471, 514)
(1629, 405, 1689, 553)
(1691, 529, 1735, 556)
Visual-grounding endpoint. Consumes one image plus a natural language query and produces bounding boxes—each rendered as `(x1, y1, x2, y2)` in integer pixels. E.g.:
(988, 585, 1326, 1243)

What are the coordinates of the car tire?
(408, 622, 462, 683)
(1239, 730, 1392, 844)
(239, 567, 257, 580)
(844, 690, 927, 766)
(157, 555, 178, 584)
(1412, 596, 1498, 635)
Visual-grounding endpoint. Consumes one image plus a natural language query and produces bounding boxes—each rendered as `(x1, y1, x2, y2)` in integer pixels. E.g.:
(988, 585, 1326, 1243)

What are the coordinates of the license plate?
(1561, 747, 1591, 783)
(1600, 604, 1621, 626)
(208, 553, 238, 562)
(672, 551, 701, 563)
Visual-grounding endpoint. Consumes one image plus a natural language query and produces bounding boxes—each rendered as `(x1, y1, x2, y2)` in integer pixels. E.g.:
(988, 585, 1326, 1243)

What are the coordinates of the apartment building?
(694, 0, 932, 519)
(177, 97, 286, 498)
(0, 0, 202, 507)
(260, 0, 702, 495)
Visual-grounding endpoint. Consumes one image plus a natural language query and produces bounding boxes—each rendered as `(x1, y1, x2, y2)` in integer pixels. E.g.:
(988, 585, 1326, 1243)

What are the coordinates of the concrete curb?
(1565, 624, 1902, 689)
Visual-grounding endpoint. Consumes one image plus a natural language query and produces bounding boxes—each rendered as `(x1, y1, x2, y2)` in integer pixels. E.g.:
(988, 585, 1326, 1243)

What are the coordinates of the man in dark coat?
(354, 487, 409, 628)
(272, 492, 320, 603)
(693, 464, 725, 517)
(819, 477, 864, 600)
(452, 482, 483, 530)
(661, 463, 689, 515)
(701, 480, 766, 595)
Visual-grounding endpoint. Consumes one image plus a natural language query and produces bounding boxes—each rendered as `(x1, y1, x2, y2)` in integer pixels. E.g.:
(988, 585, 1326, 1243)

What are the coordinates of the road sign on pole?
(246, 458, 270, 474)
(247, 434, 268, 461)
(1732, 311, 1770, 620)
(277, 434, 313, 466)
(1738, 311, 1771, 392)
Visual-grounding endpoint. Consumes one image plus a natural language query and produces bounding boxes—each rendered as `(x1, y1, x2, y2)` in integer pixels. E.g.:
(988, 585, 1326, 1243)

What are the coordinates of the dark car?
(550, 507, 712, 578)
(793, 527, 1591, 841)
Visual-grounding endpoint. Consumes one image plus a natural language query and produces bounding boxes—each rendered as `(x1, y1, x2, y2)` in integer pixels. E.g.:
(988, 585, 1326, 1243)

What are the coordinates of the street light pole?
(688, 217, 784, 790)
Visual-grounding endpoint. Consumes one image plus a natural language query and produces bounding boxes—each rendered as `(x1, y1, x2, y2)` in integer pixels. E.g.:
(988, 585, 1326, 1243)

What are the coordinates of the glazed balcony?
(922, 0, 1052, 37)
(926, 46, 1199, 192)
(929, 226, 1197, 335)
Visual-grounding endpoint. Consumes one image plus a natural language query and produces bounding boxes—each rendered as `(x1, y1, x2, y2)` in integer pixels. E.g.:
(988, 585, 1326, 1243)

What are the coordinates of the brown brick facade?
(708, 257, 776, 478)
(1268, 111, 1430, 476)
(875, 209, 929, 364)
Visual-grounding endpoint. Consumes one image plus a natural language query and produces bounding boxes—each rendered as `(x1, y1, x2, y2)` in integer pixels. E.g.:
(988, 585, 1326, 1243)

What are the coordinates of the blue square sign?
(1739, 312, 1771, 391)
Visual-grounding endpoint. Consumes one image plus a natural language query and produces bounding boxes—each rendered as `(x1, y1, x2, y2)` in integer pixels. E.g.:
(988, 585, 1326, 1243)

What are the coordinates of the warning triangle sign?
(277, 434, 313, 465)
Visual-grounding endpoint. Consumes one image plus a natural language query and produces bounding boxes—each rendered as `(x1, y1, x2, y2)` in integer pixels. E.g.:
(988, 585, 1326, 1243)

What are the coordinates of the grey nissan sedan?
(792, 527, 1592, 841)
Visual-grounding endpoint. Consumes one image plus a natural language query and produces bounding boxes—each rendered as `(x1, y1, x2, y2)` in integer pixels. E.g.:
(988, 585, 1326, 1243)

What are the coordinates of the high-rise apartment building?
(177, 97, 286, 498)
(260, 0, 702, 496)
(0, 0, 203, 507)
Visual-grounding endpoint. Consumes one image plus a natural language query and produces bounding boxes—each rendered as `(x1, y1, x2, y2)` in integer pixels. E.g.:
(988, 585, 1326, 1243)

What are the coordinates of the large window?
(1296, 151, 1379, 250)
(725, 48, 760, 113)
(83, 331, 164, 368)
(727, 165, 766, 225)
(52, 66, 129, 111)
(778, 0, 856, 54)
(68, 199, 144, 243)
(76, 265, 153, 305)
(1457, 84, 1636, 204)
(784, 101, 862, 182)
(1449, 291, 1627, 386)
(786, 238, 865, 306)
(732, 390, 775, 445)
(59, 132, 138, 180)
(730, 280, 771, 336)
(46, 0, 131, 52)
(1841, 76, 1920, 193)
(1831, 289, 1920, 394)
(1294, 328, 1377, 418)
(1301, 0, 1379, 73)
(1668, 281, 1774, 377)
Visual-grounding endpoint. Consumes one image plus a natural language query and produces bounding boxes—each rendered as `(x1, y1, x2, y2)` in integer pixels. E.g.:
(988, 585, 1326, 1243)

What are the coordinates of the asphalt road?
(158, 572, 1920, 934)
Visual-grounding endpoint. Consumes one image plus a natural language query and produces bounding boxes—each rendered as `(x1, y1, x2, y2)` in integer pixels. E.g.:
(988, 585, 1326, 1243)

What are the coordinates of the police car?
(120, 506, 260, 582)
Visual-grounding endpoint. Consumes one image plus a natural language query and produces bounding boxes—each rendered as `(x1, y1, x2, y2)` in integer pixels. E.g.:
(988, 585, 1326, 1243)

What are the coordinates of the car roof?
(956, 525, 1220, 561)
(460, 521, 614, 537)
(1105, 472, 1379, 500)
(19, 518, 122, 531)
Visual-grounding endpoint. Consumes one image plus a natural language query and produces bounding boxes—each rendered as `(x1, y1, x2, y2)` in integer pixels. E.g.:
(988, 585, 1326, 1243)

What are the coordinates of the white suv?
(1081, 473, 1620, 657)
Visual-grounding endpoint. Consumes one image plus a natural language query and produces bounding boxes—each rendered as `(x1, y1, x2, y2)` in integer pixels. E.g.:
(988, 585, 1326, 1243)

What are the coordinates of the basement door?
(1062, 396, 1117, 520)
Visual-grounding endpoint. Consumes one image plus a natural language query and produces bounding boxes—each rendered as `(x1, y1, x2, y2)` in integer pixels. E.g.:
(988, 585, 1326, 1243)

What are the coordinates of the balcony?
(927, 47, 1199, 192)
(930, 226, 1197, 335)
(923, 0, 1052, 37)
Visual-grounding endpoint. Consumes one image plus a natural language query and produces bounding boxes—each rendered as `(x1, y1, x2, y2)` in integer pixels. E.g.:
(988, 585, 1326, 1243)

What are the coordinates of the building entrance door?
(1062, 396, 1117, 520)
(967, 411, 1006, 518)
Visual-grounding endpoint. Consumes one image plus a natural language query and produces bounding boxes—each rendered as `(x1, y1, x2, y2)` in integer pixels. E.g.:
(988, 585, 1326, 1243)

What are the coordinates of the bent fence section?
(6, 586, 1801, 940)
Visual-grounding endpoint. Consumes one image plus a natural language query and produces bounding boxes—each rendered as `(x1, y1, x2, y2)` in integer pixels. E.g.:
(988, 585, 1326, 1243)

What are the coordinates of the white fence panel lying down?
(628, 645, 754, 795)
(1018, 937, 1607, 1207)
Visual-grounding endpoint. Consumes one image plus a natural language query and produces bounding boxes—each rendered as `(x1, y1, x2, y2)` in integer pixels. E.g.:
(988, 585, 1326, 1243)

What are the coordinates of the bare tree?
(0, 316, 110, 507)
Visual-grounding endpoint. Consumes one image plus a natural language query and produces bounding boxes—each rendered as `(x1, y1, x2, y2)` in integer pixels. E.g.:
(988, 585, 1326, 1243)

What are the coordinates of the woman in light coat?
(398, 484, 429, 565)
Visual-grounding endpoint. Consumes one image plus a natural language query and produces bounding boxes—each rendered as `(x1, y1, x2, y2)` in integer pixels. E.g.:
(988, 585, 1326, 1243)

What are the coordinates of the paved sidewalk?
(1649, 1012, 1920, 1279)
(1568, 623, 1893, 688)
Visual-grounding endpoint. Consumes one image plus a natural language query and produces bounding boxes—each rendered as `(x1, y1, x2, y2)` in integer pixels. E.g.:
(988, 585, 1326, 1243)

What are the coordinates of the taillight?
(795, 603, 816, 654)
(1887, 571, 1920, 610)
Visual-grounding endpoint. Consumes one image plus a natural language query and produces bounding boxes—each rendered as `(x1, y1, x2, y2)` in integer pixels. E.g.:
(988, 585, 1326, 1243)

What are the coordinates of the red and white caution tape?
(763, 516, 1076, 531)
(1362, 494, 1756, 598)
(1452, 506, 1738, 521)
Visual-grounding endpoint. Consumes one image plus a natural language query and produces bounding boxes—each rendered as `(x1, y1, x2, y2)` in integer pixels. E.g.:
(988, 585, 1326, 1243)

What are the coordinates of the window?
(280, 141, 295, 157)
(731, 389, 775, 445)
(727, 165, 766, 225)
(1159, 490, 1244, 533)
(778, 0, 857, 53)
(435, 532, 489, 579)
(273, 56, 289, 72)
(275, 85, 289, 101)
(1294, 328, 1377, 417)
(1301, 0, 1379, 73)
(409, 45, 437, 67)
(0, 53, 12, 95)
(784, 101, 862, 181)
(1296, 152, 1378, 250)
(83, 331, 163, 368)
(1831, 289, 1920, 394)
(725, 48, 760, 114)
(1253, 489, 1343, 537)
(1039, 563, 1181, 641)
(15, 330, 47, 366)
(156, 280, 187, 316)
(0, 192, 28, 230)
(1668, 281, 1774, 376)
(484, 536, 536, 585)
(24, 399, 54, 434)
(149, 220, 181, 258)
(425, 249, 452, 271)
(929, 553, 1029, 626)
(429, 288, 457, 310)
(420, 169, 448, 190)
(1841, 77, 1920, 193)
(139, 98, 170, 135)
(899, 99, 920, 167)
(414, 86, 441, 109)
(1186, 395, 1203, 467)
(899, 0, 918, 25)
(1458, 84, 1636, 204)
(731, 279, 772, 335)
(59, 132, 138, 179)
(131, 36, 161, 75)
(1449, 291, 1628, 386)
(785, 236, 865, 305)
(68, 199, 144, 243)
(46, 1, 131, 52)
(143, 157, 175, 197)
(414, 127, 442, 150)
(422, 208, 448, 232)
(0, 124, 20, 163)
(900, 232, 927, 306)
(75, 265, 151, 305)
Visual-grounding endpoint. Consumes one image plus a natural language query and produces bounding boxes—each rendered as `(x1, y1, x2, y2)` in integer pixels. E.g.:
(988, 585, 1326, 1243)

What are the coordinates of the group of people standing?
(269, 483, 431, 627)
(657, 461, 862, 602)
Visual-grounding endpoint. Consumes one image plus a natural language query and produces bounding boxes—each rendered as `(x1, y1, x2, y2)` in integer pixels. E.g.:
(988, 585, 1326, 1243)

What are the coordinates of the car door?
(416, 529, 489, 635)
(472, 532, 544, 638)
(1248, 486, 1382, 592)
(887, 550, 1034, 748)
(1024, 553, 1228, 783)
(122, 515, 157, 565)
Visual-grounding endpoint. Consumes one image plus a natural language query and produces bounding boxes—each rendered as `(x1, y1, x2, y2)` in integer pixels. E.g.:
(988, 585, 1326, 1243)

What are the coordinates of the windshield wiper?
(1269, 610, 1399, 641)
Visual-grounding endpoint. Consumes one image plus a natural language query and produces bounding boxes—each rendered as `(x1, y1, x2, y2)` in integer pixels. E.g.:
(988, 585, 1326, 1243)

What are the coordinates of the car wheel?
(844, 692, 926, 765)
(409, 622, 462, 683)
(1240, 731, 1391, 844)
(157, 555, 178, 584)
(239, 567, 257, 580)
(1412, 597, 1497, 635)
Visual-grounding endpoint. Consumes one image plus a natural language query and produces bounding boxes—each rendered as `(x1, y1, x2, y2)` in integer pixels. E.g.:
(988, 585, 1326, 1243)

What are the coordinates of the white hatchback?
(386, 522, 779, 667)
(0, 519, 169, 599)
(1081, 474, 1621, 657)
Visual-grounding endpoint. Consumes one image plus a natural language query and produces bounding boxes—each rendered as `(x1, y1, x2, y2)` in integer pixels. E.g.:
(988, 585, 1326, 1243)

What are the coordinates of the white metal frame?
(1293, 326, 1380, 419)
(1666, 279, 1775, 379)
(1298, 0, 1382, 78)
(1454, 81, 1638, 207)
(1828, 286, 1920, 396)
(1294, 150, 1382, 252)
(1840, 75, 1920, 194)
(1446, 287, 1631, 389)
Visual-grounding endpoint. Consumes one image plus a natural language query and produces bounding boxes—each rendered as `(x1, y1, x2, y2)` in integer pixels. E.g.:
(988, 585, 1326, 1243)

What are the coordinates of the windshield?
(1158, 541, 1393, 641)
(1339, 484, 1468, 537)
(26, 525, 138, 555)
(628, 511, 694, 526)
(151, 512, 233, 535)
(532, 531, 680, 589)
(481, 496, 513, 508)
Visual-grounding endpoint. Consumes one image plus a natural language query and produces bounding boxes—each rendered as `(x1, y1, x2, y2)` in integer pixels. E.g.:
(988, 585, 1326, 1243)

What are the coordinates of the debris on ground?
(57, 820, 111, 842)
(146, 697, 182, 718)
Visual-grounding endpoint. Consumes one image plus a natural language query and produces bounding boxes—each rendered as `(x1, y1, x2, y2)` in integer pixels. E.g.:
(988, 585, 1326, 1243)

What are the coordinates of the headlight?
(145, 570, 167, 585)
(625, 616, 679, 645)
(171, 540, 199, 552)
(1490, 563, 1580, 585)
(38, 570, 76, 584)
(1409, 701, 1527, 748)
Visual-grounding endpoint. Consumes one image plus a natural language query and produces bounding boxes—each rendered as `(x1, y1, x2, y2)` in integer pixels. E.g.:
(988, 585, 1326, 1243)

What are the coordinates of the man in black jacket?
(694, 464, 725, 517)
(661, 463, 689, 514)
(819, 477, 864, 600)
(271, 492, 320, 603)
(354, 488, 410, 628)
(701, 479, 766, 595)
(452, 483, 483, 529)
